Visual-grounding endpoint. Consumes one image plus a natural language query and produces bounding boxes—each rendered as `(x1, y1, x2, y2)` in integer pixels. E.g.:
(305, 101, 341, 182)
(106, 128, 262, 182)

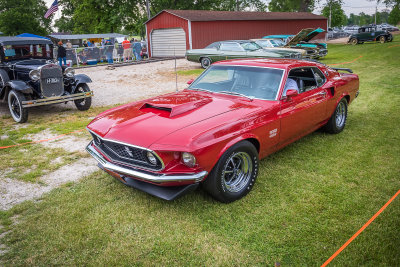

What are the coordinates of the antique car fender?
(74, 74, 92, 85)
(4, 80, 33, 95)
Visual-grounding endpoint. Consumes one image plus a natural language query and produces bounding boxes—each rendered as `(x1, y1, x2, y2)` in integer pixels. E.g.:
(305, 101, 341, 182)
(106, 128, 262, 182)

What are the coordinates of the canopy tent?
(48, 33, 125, 40)
(16, 33, 51, 40)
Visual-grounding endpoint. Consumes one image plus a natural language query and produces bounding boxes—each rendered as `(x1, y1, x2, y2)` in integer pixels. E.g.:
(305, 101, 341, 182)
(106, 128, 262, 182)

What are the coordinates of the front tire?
(203, 141, 259, 203)
(8, 90, 28, 123)
(379, 36, 386, 43)
(74, 84, 92, 111)
(350, 38, 358, 45)
(200, 57, 211, 69)
(324, 98, 348, 134)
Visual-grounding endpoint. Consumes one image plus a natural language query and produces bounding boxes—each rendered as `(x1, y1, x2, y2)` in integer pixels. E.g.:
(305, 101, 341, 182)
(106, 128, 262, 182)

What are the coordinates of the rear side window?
(312, 67, 326, 87)
(220, 43, 243, 52)
(206, 42, 220, 49)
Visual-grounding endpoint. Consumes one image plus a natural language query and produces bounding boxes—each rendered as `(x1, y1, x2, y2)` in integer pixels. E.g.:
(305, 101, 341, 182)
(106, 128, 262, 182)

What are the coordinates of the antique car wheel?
(8, 90, 28, 123)
(324, 98, 348, 134)
(200, 57, 211, 69)
(74, 84, 92, 111)
(350, 38, 358, 45)
(203, 141, 259, 203)
(379, 36, 386, 43)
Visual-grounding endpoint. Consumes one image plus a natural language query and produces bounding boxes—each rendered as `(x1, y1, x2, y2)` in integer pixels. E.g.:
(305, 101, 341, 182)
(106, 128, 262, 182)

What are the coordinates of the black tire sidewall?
(74, 84, 92, 111)
(325, 98, 348, 134)
(203, 141, 259, 203)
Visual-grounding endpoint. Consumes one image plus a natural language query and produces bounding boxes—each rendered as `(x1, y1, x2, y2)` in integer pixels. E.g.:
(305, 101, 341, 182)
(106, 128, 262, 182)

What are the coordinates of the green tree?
(268, 0, 317, 12)
(388, 4, 400, 24)
(0, 0, 52, 36)
(322, 0, 346, 27)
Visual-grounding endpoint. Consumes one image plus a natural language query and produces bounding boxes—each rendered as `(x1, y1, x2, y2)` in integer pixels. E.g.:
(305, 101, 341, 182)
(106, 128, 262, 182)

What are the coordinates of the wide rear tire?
(202, 141, 259, 203)
(324, 98, 348, 134)
(8, 90, 28, 123)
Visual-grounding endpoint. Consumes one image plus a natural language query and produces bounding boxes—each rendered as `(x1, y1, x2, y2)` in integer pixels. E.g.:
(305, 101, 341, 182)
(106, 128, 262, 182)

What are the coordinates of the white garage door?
(151, 28, 187, 57)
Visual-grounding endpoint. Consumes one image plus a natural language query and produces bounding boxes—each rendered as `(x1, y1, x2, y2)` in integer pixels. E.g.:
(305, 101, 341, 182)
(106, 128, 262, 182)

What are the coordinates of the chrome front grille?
(40, 64, 64, 98)
(90, 132, 163, 171)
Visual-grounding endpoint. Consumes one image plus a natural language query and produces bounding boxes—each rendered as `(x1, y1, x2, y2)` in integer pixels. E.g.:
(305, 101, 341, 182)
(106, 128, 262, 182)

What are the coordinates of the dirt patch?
(25, 129, 91, 153)
(327, 37, 349, 44)
(0, 157, 98, 210)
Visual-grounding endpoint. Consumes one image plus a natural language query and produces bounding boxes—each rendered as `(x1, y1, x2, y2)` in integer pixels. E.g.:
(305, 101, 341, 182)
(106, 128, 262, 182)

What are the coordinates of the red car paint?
(87, 59, 359, 188)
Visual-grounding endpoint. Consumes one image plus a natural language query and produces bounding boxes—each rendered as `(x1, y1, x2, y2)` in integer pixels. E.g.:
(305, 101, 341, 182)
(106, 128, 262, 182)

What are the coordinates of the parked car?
(263, 28, 328, 59)
(256, 37, 318, 58)
(0, 37, 93, 122)
(348, 26, 393, 44)
(284, 28, 328, 58)
(86, 58, 360, 203)
(251, 38, 306, 58)
(185, 40, 285, 68)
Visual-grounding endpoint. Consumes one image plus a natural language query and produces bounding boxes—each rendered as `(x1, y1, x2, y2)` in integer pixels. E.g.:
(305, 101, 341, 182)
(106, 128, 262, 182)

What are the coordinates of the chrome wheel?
(335, 101, 346, 128)
(201, 57, 211, 69)
(222, 152, 253, 193)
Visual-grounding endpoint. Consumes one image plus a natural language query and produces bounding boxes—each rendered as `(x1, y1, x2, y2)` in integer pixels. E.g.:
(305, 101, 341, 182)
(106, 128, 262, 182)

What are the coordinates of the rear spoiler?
(332, 67, 353, 73)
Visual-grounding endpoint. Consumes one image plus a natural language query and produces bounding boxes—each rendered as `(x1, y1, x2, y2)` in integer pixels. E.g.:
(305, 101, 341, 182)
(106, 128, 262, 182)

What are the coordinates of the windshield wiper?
(218, 91, 254, 100)
(189, 88, 213, 93)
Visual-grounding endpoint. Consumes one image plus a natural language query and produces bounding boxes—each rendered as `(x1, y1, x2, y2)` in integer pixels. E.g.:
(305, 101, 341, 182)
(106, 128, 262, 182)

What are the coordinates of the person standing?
(105, 40, 113, 64)
(122, 37, 132, 61)
(83, 40, 88, 47)
(133, 39, 142, 61)
(57, 41, 67, 67)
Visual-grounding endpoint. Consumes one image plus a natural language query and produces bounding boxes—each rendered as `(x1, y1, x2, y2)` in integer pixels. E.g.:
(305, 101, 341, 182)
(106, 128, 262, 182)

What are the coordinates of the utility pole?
(375, 4, 377, 25)
(236, 0, 239, 11)
(146, 0, 151, 19)
(329, 1, 332, 28)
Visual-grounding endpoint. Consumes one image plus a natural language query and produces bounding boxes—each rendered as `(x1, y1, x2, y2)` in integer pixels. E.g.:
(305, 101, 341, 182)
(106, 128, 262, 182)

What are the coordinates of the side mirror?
(286, 89, 298, 98)
(187, 79, 194, 85)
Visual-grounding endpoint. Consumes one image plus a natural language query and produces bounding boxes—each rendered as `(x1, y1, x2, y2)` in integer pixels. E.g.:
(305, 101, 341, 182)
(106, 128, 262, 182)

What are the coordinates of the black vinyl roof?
(0, 36, 53, 46)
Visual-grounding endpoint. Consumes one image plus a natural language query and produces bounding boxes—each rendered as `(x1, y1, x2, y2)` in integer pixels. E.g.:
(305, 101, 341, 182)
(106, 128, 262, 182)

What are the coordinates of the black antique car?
(0, 37, 93, 123)
(348, 26, 393, 45)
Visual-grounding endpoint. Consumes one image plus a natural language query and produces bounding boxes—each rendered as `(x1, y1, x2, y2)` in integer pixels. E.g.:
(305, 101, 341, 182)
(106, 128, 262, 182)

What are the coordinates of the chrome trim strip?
(21, 91, 93, 108)
(87, 129, 166, 171)
(86, 142, 207, 183)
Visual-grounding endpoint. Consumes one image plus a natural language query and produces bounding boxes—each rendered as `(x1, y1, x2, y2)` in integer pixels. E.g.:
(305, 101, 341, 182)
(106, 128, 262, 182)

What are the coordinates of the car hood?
(286, 28, 325, 46)
(87, 90, 263, 148)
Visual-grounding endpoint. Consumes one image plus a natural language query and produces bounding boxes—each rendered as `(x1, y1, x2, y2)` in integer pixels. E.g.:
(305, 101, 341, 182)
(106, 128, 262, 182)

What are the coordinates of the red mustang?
(86, 59, 359, 203)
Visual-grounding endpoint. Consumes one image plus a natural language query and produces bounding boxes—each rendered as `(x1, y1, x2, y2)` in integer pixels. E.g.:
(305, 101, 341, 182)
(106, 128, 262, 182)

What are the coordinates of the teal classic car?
(264, 28, 328, 58)
(185, 40, 288, 68)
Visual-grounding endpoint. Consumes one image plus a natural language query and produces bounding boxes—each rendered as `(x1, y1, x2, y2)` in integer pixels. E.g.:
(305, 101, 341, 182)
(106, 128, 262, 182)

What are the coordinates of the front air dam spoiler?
(98, 164, 199, 201)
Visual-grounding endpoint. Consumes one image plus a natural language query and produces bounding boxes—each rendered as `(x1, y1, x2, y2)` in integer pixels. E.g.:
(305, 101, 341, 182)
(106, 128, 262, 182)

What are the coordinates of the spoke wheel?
(8, 90, 28, 123)
(350, 38, 358, 45)
(222, 152, 253, 193)
(379, 36, 386, 43)
(74, 84, 92, 111)
(203, 141, 259, 203)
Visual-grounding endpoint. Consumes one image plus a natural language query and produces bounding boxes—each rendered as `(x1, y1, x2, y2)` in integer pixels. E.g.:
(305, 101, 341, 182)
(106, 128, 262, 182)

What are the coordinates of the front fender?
(75, 74, 92, 85)
(5, 80, 33, 94)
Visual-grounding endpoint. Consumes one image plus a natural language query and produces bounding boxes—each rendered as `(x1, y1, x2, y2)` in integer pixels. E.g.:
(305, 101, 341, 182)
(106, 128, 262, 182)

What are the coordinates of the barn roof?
(145, 9, 327, 24)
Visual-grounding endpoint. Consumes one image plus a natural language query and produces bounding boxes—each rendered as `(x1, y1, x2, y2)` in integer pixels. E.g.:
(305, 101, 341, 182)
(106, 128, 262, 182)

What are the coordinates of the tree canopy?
(268, 0, 317, 12)
(0, 0, 52, 36)
(322, 0, 346, 27)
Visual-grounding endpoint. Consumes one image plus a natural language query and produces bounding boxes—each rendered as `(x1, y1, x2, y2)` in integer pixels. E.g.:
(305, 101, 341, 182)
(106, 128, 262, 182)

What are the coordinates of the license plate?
(46, 78, 60, 84)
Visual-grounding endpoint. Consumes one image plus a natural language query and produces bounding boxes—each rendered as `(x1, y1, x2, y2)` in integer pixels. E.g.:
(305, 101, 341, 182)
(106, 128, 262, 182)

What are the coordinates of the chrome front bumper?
(22, 91, 93, 108)
(86, 142, 208, 184)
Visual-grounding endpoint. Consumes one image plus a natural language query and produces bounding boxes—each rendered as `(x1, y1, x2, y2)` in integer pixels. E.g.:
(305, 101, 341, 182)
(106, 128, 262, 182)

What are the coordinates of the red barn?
(145, 9, 328, 58)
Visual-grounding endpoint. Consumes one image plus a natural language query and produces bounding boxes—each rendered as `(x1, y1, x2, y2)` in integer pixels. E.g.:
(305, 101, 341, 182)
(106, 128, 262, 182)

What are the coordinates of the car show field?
(0, 41, 399, 265)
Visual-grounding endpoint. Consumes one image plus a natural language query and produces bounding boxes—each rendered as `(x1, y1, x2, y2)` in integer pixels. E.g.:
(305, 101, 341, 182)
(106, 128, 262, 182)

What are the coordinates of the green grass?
(1, 41, 400, 266)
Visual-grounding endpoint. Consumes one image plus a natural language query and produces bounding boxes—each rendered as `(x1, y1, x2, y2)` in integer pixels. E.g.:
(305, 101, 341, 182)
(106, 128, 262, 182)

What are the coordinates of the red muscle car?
(86, 59, 359, 203)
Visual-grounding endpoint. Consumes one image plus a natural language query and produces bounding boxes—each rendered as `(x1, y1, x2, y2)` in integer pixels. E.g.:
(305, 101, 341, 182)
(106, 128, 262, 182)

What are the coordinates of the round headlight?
(29, 70, 40, 81)
(182, 152, 196, 168)
(146, 151, 157, 165)
(64, 67, 75, 78)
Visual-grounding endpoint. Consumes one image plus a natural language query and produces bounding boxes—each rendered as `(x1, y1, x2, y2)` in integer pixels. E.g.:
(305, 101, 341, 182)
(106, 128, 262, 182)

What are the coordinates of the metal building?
(145, 10, 328, 58)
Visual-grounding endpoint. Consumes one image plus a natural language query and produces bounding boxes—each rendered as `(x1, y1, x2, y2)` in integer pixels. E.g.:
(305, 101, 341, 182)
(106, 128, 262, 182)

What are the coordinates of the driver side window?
(285, 67, 318, 95)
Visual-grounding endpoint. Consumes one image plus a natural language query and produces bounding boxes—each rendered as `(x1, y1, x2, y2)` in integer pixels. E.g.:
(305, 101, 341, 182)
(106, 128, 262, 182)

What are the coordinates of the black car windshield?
(2, 44, 53, 61)
(188, 65, 284, 101)
(240, 42, 262, 51)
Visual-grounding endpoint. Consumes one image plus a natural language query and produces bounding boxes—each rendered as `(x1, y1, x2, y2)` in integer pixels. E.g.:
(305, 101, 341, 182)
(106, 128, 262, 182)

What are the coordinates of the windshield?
(188, 65, 284, 101)
(240, 42, 262, 51)
(256, 40, 273, 48)
(2, 44, 53, 61)
(271, 39, 285, 47)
